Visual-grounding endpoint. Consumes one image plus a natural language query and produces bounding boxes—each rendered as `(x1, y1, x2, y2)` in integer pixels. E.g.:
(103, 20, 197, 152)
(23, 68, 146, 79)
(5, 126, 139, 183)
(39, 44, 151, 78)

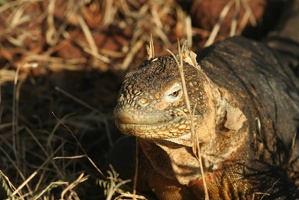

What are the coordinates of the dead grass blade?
(205, 0, 235, 47)
(0, 68, 27, 84)
(186, 16, 193, 48)
(52, 112, 105, 178)
(46, 0, 56, 45)
(60, 173, 89, 200)
(32, 180, 69, 200)
(55, 86, 113, 147)
(288, 132, 298, 166)
(238, 0, 257, 34)
(78, 14, 107, 66)
(25, 127, 64, 178)
(146, 35, 155, 60)
(0, 139, 27, 194)
(132, 137, 139, 199)
(0, 170, 16, 197)
(167, 42, 209, 200)
(11, 171, 37, 197)
(103, 165, 132, 200)
(230, 0, 240, 36)
(12, 65, 23, 174)
(122, 38, 145, 70)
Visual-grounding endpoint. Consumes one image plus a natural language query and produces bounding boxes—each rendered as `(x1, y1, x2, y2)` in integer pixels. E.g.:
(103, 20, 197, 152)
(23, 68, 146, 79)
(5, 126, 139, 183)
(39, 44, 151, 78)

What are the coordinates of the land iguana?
(110, 0, 299, 199)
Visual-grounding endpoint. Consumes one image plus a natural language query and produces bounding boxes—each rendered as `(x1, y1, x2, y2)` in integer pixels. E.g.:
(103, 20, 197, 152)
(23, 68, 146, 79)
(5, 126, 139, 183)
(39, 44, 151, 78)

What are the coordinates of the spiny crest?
(121, 40, 203, 99)
(125, 55, 181, 81)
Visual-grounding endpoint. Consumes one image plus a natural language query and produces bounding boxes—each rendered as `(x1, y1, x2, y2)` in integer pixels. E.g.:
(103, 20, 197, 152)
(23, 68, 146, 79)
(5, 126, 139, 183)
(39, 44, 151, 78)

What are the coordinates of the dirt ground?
(0, 0, 286, 199)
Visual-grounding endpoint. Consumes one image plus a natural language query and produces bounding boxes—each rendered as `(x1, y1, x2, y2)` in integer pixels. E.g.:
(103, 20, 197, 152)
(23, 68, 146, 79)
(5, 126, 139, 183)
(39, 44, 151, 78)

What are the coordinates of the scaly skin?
(112, 1, 299, 198)
(112, 36, 299, 199)
(114, 55, 211, 140)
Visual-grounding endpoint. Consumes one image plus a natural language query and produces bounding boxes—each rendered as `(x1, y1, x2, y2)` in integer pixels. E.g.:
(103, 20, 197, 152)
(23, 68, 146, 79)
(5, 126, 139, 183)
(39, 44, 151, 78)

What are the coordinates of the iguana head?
(114, 55, 210, 141)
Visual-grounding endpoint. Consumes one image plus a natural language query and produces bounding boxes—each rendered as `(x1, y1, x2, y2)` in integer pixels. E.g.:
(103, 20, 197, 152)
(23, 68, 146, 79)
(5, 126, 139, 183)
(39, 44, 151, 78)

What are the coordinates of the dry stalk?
(35, 143, 65, 191)
(186, 16, 193, 48)
(251, 178, 279, 200)
(150, 5, 171, 47)
(7, 1, 39, 29)
(104, 166, 132, 200)
(98, 48, 125, 59)
(60, 173, 88, 199)
(167, 42, 209, 200)
(102, 0, 116, 26)
(0, 170, 16, 197)
(0, 140, 27, 193)
(0, 129, 67, 199)
(77, 14, 100, 66)
(52, 112, 105, 178)
(205, 0, 235, 47)
(54, 86, 113, 148)
(11, 171, 37, 197)
(12, 65, 24, 174)
(9, 125, 71, 199)
(25, 127, 64, 178)
(146, 35, 155, 60)
(0, 68, 27, 84)
(205, 0, 257, 45)
(0, 151, 23, 198)
(117, 0, 188, 70)
(132, 137, 139, 200)
(0, 1, 25, 13)
(230, 0, 240, 36)
(32, 181, 69, 200)
(288, 132, 298, 166)
(238, 0, 257, 34)
(83, 48, 111, 64)
(46, 0, 56, 45)
(115, 193, 147, 200)
(122, 38, 145, 70)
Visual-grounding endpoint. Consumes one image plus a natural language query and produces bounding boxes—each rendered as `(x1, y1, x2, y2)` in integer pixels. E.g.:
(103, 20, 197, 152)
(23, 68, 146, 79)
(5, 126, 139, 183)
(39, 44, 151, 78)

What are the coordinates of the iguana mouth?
(115, 116, 191, 139)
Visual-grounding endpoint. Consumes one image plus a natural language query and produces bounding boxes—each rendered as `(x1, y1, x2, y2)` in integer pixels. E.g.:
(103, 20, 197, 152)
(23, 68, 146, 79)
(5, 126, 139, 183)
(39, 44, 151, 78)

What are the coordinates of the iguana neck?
(139, 84, 249, 185)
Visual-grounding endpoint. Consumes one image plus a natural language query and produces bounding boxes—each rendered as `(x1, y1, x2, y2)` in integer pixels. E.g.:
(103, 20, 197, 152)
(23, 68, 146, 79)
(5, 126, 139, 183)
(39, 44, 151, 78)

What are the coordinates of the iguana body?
(111, 1, 299, 199)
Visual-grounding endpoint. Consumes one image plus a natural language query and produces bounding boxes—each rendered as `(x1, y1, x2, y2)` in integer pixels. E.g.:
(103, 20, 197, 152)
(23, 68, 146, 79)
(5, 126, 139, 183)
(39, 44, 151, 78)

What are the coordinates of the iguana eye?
(169, 90, 181, 97)
(164, 82, 182, 103)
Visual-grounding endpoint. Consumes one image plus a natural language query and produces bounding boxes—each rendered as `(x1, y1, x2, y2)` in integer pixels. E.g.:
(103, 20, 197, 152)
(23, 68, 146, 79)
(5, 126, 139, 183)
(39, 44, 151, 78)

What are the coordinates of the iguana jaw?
(114, 115, 192, 140)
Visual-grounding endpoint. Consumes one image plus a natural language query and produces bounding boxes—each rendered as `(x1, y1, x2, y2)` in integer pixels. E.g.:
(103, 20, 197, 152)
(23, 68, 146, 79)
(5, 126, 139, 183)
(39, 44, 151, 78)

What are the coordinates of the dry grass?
(167, 43, 209, 199)
(204, 0, 257, 46)
(0, 0, 267, 199)
(0, 0, 194, 74)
